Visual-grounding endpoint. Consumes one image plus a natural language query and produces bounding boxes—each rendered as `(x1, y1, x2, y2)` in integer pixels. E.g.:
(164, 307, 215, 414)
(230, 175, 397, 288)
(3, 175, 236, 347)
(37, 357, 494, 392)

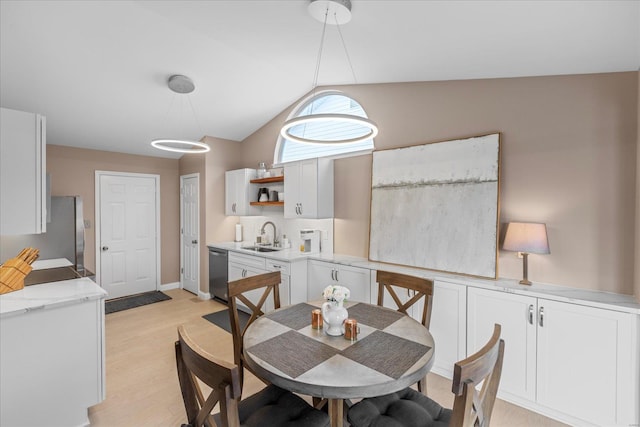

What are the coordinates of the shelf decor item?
(0, 247, 39, 294)
(322, 285, 350, 336)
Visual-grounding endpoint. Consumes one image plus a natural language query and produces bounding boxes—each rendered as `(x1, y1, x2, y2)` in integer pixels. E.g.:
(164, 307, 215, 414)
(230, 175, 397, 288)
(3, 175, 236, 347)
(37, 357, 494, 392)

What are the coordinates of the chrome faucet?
(260, 221, 278, 246)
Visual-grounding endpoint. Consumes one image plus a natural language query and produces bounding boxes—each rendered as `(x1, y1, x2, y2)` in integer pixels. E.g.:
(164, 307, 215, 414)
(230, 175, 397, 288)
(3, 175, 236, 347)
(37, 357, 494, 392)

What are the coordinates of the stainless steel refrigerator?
(0, 196, 86, 277)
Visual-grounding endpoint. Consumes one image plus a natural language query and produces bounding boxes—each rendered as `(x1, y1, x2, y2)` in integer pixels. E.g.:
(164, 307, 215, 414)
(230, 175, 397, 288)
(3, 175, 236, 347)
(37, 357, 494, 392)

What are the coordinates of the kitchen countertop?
(208, 241, 640, 315)
(30, 258, 73, 270)
(0, 277, 107, 318)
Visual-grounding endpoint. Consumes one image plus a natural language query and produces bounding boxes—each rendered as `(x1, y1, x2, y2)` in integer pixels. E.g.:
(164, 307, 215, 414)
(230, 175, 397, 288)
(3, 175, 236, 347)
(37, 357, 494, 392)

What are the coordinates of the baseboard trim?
(160, 282, 179, 291)
(198, 290, 212, 300)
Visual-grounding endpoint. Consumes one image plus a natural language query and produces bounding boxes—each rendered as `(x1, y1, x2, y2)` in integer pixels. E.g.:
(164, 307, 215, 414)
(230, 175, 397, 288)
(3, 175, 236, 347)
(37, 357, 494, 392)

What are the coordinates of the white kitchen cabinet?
(225, 168, 259, 216)
(368, 275, 467, 379)
(0, 280, 105, 427)
(307, 259, 370, 303)
(229, 252, 290, 312)
(265, 257, 307, 305)
(467, 286, 639, 426)
(284, 158, 333, 219)
(428, 280, 467, 378)
(467, 287, 537, 402)
(536, 299, 638, 427)
(0, 107, 47, 235)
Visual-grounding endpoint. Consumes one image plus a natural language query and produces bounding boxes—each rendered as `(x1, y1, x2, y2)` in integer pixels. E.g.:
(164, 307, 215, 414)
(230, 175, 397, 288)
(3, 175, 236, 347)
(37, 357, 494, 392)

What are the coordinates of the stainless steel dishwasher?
(208, 247, 228, 303)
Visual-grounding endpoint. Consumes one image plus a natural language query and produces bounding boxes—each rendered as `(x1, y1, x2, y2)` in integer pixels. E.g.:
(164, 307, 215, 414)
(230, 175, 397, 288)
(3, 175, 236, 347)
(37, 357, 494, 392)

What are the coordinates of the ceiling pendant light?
(151, 74, 210, 154)
(280, 0, 378, 145)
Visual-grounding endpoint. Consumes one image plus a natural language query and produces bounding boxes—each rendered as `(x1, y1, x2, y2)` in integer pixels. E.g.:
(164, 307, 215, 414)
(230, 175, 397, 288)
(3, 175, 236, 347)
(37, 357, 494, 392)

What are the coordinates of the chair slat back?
(227, 271, 281, 389)
(175, 325, 242, 427)
(376, 270, 434, 328)
(450, 324, 505, 427)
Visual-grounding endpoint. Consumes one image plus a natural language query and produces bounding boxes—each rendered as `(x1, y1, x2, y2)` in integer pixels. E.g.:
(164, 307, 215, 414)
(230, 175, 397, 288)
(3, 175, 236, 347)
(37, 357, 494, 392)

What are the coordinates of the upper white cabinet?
(0, 107, 46, 235)
(467, 286, 639, 427)
(284, 158, 333, 219)
(225, 168, 259, 216)
(308, 260, 370, 303)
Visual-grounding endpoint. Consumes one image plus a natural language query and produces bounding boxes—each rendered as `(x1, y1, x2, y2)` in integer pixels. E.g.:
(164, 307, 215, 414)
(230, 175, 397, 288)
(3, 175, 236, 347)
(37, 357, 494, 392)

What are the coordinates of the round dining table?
(243, 301, 436, 427)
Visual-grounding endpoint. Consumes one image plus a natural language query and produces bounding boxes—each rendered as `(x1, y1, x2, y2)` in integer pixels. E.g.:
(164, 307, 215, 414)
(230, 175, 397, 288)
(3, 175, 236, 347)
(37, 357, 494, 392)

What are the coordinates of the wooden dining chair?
(347, 323, 505, 427)
(175, 325, 330, 427)
(376, 269, 434, 393)
(227, 271, 281, 390)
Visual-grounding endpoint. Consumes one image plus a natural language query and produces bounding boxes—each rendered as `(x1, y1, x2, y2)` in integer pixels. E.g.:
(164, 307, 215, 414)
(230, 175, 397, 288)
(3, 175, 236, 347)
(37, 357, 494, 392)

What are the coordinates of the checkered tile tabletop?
(243, 302, 435, 400)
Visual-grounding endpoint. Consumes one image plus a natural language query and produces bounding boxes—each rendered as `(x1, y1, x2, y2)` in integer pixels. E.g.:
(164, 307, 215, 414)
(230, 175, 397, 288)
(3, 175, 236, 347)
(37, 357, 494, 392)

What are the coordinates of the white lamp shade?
(503, 222, 550, 254)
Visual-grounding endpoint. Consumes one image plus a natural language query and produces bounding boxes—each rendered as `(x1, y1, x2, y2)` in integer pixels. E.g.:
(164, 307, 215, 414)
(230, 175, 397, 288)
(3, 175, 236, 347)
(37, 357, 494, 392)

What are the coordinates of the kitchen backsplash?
(238, 216, 333, 254)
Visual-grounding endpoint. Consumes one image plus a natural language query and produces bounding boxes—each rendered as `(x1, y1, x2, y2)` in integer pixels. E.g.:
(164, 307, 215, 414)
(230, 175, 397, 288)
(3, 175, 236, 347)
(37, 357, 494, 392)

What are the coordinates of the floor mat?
(105, 290, 172, 314)
(203, 309, 250, 334)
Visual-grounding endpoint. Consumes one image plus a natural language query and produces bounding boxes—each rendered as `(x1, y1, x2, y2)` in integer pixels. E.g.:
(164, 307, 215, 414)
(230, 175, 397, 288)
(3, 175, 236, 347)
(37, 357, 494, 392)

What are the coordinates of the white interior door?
(97, 173, 159, 300)
(180, 174, 199, 295)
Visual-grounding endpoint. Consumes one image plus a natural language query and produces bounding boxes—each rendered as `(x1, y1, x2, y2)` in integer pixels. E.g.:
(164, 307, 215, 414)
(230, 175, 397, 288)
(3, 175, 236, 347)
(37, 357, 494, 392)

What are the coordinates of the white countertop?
(31, 258, 73, 270)
(208, 241, 640, 315)
(0, 277, 107, 317)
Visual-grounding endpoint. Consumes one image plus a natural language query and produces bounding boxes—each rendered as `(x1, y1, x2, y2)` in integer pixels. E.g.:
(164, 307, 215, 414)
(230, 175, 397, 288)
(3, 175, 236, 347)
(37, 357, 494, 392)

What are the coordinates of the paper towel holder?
(234, 223, 243, 242)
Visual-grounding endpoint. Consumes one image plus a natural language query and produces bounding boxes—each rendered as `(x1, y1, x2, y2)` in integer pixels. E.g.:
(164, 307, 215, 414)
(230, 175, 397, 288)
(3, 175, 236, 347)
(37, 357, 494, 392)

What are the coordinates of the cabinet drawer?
(266, 259, 290, 275)
(229, 252, 266, 270)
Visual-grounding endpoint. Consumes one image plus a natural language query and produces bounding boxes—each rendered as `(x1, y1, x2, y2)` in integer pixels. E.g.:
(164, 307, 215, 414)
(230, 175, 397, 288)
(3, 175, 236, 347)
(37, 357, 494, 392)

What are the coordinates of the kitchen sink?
(241, 245, 283, 252)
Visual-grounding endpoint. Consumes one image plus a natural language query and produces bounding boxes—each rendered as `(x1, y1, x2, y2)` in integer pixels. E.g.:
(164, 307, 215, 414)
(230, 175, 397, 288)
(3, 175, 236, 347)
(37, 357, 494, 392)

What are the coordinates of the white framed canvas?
(369, 133, 501, 279)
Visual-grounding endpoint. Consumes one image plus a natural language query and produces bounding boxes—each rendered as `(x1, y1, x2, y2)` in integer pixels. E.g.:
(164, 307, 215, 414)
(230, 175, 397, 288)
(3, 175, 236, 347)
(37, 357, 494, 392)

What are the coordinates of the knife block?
(0, 248, 39, 295)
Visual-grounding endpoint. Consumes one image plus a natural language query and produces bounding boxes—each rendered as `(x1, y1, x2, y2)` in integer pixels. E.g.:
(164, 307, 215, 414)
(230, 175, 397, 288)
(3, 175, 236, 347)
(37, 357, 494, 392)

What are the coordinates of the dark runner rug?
(105, 290, 172, 314)
(203, 309, 250, 334)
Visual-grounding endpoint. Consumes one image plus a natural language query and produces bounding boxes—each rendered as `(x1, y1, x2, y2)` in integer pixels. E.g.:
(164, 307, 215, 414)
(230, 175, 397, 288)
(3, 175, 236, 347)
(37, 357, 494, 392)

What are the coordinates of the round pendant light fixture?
(280, 0, 378, 145)
(151, 74, 210, 154)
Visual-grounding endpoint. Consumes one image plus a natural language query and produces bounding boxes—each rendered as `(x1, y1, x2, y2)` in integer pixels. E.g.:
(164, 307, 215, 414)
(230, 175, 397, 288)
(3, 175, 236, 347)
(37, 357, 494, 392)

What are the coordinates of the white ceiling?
(1, 0, 639, 159)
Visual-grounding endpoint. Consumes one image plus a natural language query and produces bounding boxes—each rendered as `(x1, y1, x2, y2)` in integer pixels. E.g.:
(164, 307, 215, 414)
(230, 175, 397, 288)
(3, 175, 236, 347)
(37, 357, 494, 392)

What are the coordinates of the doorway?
(95, 171, 160, 300)
(180, 173, 200, 295)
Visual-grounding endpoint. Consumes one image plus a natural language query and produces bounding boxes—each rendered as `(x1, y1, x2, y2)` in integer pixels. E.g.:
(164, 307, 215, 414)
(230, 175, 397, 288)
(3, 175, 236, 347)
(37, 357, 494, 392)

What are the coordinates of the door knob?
(192, 239, 198, 244)
(102, 246, 109, 251)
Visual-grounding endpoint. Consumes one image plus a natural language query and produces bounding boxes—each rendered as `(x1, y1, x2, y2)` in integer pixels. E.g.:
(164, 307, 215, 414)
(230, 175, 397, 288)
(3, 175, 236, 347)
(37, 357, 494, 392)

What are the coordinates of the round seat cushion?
(347, 387, 452, 427)
(237, 384, 330, 427)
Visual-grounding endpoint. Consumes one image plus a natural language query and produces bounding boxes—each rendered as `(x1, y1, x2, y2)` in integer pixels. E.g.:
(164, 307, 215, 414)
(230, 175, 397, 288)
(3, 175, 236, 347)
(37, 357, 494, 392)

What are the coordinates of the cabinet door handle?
(331, 270, 335, 281)
(539, 306, 544, 327)
(528, 304, 534, 324)
(299, 203, 303, 215)
(335, 270, 339, 282)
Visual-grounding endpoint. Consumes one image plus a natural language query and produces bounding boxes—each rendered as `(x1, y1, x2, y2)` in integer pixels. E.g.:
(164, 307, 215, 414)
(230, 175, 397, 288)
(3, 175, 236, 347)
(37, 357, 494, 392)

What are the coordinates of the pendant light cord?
(334, 14, 357, 84)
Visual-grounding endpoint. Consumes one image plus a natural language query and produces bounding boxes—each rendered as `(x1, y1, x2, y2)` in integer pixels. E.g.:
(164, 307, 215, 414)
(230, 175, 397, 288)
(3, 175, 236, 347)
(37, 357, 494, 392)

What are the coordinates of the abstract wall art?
(369, 133, 501, 279)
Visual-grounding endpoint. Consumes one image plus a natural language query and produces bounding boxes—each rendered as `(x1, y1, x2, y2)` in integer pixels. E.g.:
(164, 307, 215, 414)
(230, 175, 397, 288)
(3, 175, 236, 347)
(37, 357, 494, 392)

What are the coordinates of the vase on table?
(322, 300, 348, 336)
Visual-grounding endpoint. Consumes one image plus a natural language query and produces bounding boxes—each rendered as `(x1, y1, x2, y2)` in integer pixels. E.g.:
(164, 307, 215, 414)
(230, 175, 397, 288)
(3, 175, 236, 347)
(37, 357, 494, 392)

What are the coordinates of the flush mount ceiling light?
(280, 0, 378, 145)
(151, 74, 210, 154)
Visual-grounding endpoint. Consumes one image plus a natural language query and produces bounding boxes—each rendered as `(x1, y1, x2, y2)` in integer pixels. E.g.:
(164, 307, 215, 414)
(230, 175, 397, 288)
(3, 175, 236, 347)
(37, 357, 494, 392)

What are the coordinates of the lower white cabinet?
(1, 298, 104, 427)
(229, 252, 289, 312)
(370, 276, 467, 379)
(307, 260, 370, 303)
(428, 280, 467, 378)
(467, 286, 639, 427)
(266, 258, 307, 305)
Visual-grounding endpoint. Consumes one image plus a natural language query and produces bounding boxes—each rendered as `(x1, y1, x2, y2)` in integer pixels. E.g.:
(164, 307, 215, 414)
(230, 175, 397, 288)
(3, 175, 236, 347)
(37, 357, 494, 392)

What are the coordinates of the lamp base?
(520, 252, 532, 286)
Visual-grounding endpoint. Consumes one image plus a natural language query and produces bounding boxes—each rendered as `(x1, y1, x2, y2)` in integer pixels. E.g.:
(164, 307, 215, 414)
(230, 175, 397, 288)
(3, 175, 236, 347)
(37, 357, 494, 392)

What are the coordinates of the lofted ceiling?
(1, 0, 639, 159)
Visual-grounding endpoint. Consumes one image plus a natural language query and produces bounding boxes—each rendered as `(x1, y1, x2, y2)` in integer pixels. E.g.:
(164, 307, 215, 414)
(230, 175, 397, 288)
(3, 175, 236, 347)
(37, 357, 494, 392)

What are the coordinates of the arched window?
(275, 90, 375, 164)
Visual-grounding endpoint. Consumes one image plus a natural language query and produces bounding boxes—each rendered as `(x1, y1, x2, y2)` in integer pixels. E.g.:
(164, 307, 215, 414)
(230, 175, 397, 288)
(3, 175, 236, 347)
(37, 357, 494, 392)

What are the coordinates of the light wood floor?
(88, 289, 568, 426)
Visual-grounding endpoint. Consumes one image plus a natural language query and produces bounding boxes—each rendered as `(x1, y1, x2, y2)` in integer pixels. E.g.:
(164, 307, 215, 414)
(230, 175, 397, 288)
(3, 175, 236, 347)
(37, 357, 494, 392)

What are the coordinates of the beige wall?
(47, 145, 180, 285)
(241, 72, 638, 296)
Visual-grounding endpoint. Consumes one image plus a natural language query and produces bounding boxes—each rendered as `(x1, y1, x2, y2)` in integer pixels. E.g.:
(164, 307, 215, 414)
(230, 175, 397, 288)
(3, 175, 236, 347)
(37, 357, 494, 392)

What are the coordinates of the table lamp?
(503, 222, 550, 285)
